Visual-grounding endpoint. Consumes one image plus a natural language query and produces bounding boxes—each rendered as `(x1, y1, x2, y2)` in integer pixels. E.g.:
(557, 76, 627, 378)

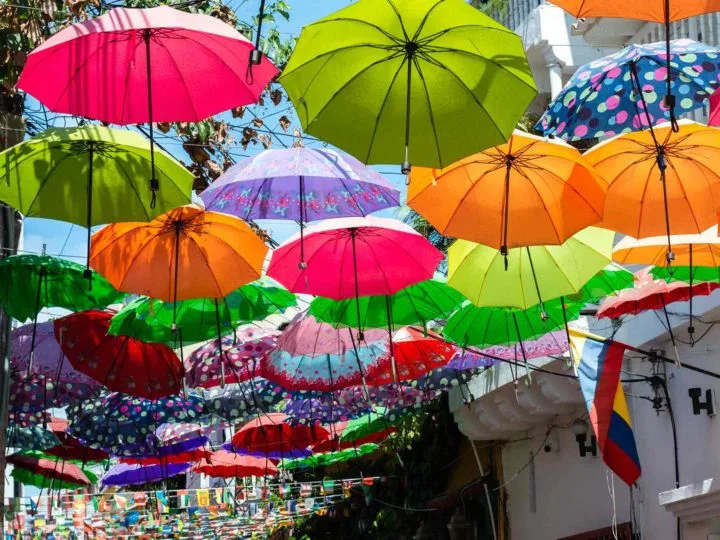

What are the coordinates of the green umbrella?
(448, 227, 614, 312)
(108, 279, 296, 346)
(308, 280, 464, 330)
(281, 443, 379, 471)
(0, 126, 193, 273)
(0, 254, 123, 322)
(280, 0, 536, 172)
(566, 265, 635, 304)
(10, 460, 98, 490)
(444, 298, 584, 348)
(339, 408, 401, 444)
(651, 266, 720, 284)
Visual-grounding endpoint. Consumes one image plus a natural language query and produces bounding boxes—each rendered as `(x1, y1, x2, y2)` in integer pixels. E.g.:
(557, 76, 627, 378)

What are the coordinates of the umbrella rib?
(113, 156, 153, 221)
(411, 0, 444, 42)
(363, 55, 408, 164)
(413, 56, 444, 168)
(21, 152, 79, 219)
(384, 0, 410, 42)
(156, 38, 201, 121)
(665, 157, 714, 233)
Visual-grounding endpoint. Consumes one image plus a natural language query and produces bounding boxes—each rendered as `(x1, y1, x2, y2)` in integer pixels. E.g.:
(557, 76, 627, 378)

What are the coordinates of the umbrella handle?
(247, 0, 266, 83)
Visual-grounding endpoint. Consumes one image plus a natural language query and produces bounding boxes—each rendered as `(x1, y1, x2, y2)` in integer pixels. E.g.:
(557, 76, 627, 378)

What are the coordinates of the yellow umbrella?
(408, 131, 606, 261)
(585, 120, 720, 264)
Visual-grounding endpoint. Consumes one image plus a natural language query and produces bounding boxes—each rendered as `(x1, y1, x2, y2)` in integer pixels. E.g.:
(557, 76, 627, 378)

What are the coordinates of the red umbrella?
(54, 310, 183, 399)
(365, 328, 456, 386)
(597, 270, 720, 319)
(312, 426, 396, 453)
(44, 418, 109, 463)
(192, 450, 278, 478)
(232, 413, 329, 455)
(119, 448, 212, 466)
(7, 453, 91, 487)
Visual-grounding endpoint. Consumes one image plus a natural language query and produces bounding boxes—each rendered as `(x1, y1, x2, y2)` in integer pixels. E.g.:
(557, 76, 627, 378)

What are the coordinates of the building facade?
(453, 3, 720, 539)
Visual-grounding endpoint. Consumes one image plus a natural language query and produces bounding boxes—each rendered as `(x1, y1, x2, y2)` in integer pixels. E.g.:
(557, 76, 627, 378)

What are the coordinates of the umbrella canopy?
(281, 443, 379, 471)
(597, 269, 720, 319)
(7, 452, 92, 488)
(313, 426, 395, 453)
(201, 147, 401, 221)
(448, 227, 613, 309)
(9, 374, 96, 413)
(231, 413, 329, 455)
(203, 379, 288, 422)
(408, 131, 606, 251)
(108, 280, 295, 346)
(55, 310, 183, 399)
(280, 0, 536, 169)
(444, 298, 584, 348)
(547, 0, 720, 22)
(89, 204, 268, 303)
(66, 393, 205, 456)
(154, 423, 210, 445)
(17, 5, 278, 124)
(0, 126, 192, 226)
(309, 280, 464, 330)
(11, 321, 101, 390)
(284, 397, 370, 426)
(102, 462, 190, 487)
(537, 40, 720, 140)
(192, 450, 278, 478)
(262, 313, 389, 392)
(185, 328, 277, 389)
(45, 419, 109, 463)
(7, 424, 60, 452)
(340, 409, 398, 444)
(120, 443, 212, 466)
(450, 331, 568, 370)
(366, 328, 456, 386)
(10, 463, 97, 490)
(585, 121, 720, 245)
(0, 254, 123, 322)
(268, 216, 443, 299)
(614, 228, 720, 267)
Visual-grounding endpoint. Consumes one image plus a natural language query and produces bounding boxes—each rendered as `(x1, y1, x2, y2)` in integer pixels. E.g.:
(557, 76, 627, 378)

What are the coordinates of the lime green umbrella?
(0, 126, 193, 274)
(108, 279, 296, 346)
(280, 0, 536, 172)
(0, 254, 124, 322)
(281, 443, 380, 471)
(444, 298, 584, 348)
(308, 280, 464, 330)
(448, 227, 614, 312)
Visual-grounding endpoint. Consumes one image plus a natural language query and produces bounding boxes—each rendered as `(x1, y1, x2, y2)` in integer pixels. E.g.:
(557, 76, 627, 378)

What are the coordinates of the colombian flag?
(570, 329, 641, 486)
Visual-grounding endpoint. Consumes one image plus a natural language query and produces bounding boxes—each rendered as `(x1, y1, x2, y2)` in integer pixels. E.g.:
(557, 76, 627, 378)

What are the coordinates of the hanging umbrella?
(192, 450, 278, 478)
(154, 423, 210, 445)
(448, 227, 614, 311)
(201, 148, 401, 266)
(407, 365, 484, 395)
(231, 413, 329, 455)
(408, 130, 606, 258)
(284, 397, 369, 426)
(280, 0, 536, 171)
(538, 40, 720, 140)
(268, 216, 442, 300)
(566, 265, 636, 304)
(261, 313, 389, 392)
(444, 298, 583, 349)
(0, 126, 193, 273)
(45, 419, 109, 463)
(365, 328, 456, 387)
(18, 5, 277, 204)
(55, 310, 183, 399)
(89, 205, 268, 327)
(108, 279, 295, 346)
(9, 410, 51, 428)
(185, 327, 278, 389)
(102, 462, 190, 487)
(66, 392, 206, 456)
(309, 280, 464, 331)
(450, 331, 568, 370)
(10, 463, 97, 491)
(281, 444, 379, 471)
(119, 440, 212, 466)
(7, 452, 92, 488)
(0, 254, 123, 322)
(339, 408, 399, 444)
(203, 379, 288, 422)
(585, 121, 720, 264)
(313, 423, 395, 453)
(9, 374, 97, 413)
(224, 443, 313, 460)
(7, 424, 60, 451)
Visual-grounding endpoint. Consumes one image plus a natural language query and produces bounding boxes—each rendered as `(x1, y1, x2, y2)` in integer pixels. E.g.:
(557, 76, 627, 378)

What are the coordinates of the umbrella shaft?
(85, 147, 93, 282)
(143, 31, 158, 203)
(402, 58, 413, 174)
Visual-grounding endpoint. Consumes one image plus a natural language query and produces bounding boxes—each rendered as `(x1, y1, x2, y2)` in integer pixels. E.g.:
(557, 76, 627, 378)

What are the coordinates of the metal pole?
(470, 439, 498, 540)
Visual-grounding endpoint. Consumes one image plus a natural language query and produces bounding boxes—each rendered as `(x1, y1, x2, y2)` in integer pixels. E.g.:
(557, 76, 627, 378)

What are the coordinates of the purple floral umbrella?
(200, 147, 400, 223)
(102, 462, 190, 487)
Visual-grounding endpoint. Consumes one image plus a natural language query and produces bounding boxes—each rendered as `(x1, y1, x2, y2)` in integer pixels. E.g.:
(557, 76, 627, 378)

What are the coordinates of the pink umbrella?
(18, 5, 278, 201)
(710, 92, 720, 126)
(267, 216, 442, 306)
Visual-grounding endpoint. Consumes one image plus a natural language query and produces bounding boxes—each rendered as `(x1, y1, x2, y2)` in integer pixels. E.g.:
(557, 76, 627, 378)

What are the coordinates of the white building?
(452, 3, 720, 539)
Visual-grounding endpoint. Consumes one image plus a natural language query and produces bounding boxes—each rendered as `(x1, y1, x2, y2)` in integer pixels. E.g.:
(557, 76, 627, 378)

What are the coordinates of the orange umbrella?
(90, 204, 267, 306)
(408, 130, 606, 257)
(585, 121, 720, 264)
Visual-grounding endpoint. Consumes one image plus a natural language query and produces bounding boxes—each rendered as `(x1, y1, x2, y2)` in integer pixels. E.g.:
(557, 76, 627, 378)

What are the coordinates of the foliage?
(474, 0, 510, 19)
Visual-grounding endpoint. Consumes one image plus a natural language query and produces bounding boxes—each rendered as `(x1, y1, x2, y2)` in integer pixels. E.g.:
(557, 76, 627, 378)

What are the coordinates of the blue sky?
(22, 0, 409, 263)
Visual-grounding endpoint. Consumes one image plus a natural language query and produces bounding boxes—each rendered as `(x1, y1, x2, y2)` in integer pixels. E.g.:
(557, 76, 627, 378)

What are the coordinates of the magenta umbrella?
(267, 216, 442, 299)
(18, 5, 278, 202)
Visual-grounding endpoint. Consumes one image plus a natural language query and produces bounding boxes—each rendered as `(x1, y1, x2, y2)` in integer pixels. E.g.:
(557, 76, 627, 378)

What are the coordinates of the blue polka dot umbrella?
(537, 39, 720, 141)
